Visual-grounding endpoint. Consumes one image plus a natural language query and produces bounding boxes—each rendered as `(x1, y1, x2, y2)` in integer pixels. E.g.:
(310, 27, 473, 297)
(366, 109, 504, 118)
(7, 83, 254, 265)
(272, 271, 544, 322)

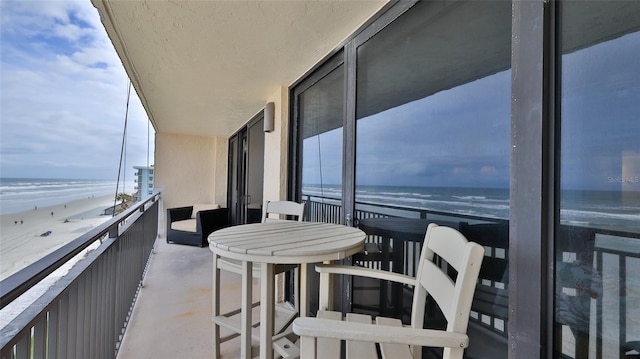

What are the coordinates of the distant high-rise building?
(134, 165, 154, 202)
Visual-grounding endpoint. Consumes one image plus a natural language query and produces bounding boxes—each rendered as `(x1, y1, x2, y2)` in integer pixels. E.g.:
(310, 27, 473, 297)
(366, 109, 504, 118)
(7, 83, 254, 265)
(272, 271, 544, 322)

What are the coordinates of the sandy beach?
(0, 195, 115, 280)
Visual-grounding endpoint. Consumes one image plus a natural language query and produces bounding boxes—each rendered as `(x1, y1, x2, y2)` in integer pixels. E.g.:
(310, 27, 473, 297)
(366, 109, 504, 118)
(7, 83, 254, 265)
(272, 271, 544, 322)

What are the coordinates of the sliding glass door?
(228, 113, 264, 225)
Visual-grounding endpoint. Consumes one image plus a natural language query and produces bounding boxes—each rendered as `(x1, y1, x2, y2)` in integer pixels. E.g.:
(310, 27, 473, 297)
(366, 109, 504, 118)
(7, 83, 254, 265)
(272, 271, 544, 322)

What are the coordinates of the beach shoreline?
(0, 194, 115, 280)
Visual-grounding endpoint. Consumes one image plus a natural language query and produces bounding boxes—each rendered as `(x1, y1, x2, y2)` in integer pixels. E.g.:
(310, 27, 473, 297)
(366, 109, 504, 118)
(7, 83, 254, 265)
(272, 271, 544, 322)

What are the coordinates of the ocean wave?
(1, 186, 116, 200)
(0, 181, 117, 193)
(303, 185, 638, 229)
(384, 192, 432, 198)
(453, 195, 487, 200)
(0, 179, 134, 215)
(561, 208, 640, 222)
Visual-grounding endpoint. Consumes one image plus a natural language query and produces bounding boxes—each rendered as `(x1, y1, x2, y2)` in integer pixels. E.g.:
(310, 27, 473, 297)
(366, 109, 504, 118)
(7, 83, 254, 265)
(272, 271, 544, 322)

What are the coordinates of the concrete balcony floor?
(117, 238, 262, 359)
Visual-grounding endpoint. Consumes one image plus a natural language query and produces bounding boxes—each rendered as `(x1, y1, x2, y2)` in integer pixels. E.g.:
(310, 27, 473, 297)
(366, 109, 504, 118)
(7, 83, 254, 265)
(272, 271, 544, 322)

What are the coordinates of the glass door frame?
(288, 3, 415, 226)
(289, 51, 345, 216)
(228, 111, 265, 225)
(341, 1, 416, 227)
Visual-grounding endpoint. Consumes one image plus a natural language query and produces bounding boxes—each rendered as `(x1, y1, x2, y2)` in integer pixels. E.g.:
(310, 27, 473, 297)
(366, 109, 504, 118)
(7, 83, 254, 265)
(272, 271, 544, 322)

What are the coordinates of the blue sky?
(1, 0, 154, 180)
(303, 70, 512, 189)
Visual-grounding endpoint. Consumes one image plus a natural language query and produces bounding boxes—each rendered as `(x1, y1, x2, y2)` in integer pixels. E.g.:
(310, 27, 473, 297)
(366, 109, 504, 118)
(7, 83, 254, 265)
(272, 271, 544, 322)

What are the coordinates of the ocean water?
(303, 184, 640, 233)
(0, 178, 136, 215)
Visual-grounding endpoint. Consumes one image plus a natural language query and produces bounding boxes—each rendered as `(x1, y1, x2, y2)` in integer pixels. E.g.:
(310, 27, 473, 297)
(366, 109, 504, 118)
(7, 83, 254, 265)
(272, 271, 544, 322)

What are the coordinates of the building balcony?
(3, 1, 635, 358)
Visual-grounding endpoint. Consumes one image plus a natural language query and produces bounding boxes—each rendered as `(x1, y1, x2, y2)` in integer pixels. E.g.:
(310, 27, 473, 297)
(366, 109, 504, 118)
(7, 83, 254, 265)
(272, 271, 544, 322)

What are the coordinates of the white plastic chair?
(212, 200, 305, 358)
(293, 223, 484, 359)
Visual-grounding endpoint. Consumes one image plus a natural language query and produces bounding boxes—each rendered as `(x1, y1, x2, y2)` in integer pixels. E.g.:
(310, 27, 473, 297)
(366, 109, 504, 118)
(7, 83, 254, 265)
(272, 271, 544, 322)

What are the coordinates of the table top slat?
(209, 222, 366, 263)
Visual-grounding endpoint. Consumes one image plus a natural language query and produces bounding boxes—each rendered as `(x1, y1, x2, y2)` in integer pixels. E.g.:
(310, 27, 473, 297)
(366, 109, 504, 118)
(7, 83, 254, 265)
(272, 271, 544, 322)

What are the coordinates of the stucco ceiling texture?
(94, 0, 387, 138)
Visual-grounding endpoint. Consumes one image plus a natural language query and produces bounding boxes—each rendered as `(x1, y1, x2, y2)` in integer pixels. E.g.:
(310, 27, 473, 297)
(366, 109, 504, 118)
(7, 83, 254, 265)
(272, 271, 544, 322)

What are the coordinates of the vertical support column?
(619, 255, 626, 359)
(510, 0, 552, 357)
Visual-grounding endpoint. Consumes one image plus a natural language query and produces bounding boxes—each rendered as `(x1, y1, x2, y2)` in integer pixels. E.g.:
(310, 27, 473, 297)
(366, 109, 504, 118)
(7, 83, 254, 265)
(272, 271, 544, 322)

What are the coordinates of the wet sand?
(0, 195, 114, 280)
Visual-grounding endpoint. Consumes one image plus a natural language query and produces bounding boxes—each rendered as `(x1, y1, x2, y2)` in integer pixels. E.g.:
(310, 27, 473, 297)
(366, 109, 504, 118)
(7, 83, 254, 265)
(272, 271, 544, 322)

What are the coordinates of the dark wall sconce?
(264, 102, 275, 132)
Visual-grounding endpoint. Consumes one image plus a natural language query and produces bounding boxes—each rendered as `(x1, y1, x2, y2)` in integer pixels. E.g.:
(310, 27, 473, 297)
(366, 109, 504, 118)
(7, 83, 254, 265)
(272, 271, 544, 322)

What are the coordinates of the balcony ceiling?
(92, 0, 387, 138)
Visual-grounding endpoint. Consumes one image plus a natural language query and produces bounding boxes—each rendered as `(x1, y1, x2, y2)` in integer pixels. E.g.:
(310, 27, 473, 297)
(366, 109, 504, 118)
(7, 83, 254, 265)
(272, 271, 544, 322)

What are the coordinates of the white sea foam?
(561, 208, 640, 221)
(453, 195, 488, 200)
(303, 184, 640, 230)
(0, 178, 136, 215)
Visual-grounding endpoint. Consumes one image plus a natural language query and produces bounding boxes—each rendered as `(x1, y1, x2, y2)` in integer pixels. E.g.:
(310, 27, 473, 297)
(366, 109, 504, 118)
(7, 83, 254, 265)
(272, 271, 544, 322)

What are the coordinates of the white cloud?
(1, 0, 154, 180)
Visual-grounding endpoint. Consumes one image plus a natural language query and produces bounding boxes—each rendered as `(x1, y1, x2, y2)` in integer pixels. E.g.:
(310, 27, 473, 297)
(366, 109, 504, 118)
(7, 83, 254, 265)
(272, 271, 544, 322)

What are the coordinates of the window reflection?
(353, 1, 511, 357)
(300, 65, 344, 224)
(557, 2, 640, 358)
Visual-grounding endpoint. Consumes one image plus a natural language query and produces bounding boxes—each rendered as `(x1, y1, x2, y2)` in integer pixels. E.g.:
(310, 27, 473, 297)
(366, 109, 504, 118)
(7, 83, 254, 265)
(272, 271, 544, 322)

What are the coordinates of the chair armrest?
(315, 264, 416, 286)
(167, 206, 193, 223)
(293, 317, 468, 348)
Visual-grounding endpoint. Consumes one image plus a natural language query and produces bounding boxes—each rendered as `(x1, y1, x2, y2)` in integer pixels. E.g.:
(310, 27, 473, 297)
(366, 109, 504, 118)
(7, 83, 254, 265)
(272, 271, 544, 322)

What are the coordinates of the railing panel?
(88, 266, 98, 359)
(82, 272, 91, 359)
(66, 282, 81, 359)
(58, 294, 69, 358)
(47, 301, 58, 359)
(305, 196, 511, 337)
(15, 334, 28, 359)
(305, 194, 639, 357)
(33, 315, 46, 358)
(0, 194, 160, 359)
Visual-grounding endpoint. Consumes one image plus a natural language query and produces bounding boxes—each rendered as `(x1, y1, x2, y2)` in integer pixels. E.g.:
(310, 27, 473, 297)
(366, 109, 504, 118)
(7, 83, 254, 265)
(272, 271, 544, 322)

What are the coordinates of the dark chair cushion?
(167, 206, 229, 247)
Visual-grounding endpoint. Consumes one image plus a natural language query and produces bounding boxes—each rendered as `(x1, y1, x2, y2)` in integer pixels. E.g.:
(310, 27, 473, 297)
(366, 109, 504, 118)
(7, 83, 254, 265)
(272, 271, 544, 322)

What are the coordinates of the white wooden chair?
(260, 200, 306, 222)
(212, 200, 305, 358)
(292, 223, 484, 359)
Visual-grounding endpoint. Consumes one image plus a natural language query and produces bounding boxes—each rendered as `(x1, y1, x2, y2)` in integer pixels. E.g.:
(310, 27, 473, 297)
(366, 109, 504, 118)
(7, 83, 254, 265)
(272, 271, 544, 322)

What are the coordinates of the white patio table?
(208, 221, 365, 359)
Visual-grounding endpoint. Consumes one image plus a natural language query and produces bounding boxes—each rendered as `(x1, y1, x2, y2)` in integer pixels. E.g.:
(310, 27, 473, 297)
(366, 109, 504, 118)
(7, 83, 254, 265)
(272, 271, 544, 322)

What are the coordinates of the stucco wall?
(263, 86, 290, 202)
(155, 132, 228, 212)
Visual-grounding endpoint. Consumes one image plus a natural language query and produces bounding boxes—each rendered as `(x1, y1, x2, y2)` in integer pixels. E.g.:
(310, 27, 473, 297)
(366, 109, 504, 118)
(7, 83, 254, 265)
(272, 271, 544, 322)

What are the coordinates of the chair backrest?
(410, 223, 485, 358)
(261, 200, 305, 223)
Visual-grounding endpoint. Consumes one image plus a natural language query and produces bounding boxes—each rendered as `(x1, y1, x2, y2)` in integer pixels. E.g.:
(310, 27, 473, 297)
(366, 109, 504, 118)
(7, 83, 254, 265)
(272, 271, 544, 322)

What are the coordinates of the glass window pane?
(556, 2, 640, 358)
(300, 64, 344, 223)
(353, 1, 511, 357)
(297, 64, 344, 315)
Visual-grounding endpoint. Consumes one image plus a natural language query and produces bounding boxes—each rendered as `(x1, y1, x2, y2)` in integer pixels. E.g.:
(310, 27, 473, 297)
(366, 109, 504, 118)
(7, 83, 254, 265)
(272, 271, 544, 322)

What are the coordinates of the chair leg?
(300, 264, 310, 317)
(444, 347, 464, 359)
(319, 260, 333, 311)
(294, 266, 300, 313)
(260, 263, 275, 359)
(241, 261, 253, 359)
(299, 336, 317, 359)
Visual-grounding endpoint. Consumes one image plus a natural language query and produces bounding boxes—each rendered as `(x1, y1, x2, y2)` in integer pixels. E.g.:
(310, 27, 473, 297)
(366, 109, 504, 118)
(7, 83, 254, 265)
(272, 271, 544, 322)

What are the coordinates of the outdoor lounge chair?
(166, 204, 228, 247)
(293, 223, 485, 359)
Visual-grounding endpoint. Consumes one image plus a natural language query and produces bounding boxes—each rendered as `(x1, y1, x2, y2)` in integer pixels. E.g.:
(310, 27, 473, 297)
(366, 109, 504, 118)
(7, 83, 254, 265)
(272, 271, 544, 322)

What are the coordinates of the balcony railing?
(302, 194, 508, 327)
(302, 193, 640, 359)
(1, 190, 634, 358)
(0, 192, 161, 359)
